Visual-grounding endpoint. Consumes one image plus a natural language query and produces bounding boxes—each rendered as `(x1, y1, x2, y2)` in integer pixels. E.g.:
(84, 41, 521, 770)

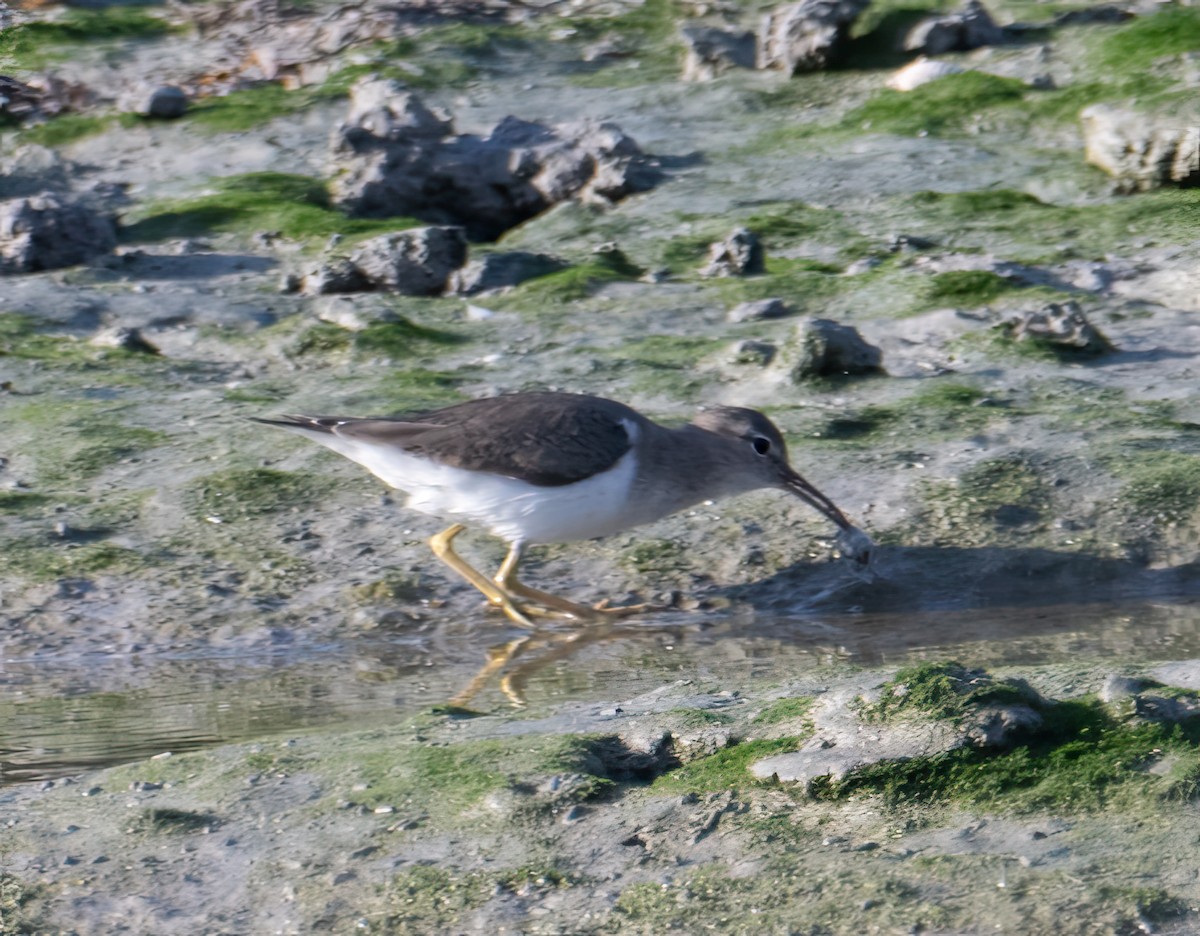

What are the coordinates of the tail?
(250, 415, 345, 436)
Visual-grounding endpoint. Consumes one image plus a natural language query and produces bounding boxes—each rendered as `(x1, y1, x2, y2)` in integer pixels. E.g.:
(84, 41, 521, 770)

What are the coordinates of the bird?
(254, 391, 872, 627)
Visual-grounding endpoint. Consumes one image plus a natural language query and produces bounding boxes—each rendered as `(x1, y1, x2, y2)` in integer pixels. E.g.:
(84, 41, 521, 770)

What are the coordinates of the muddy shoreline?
(3, 0, 1200, 931)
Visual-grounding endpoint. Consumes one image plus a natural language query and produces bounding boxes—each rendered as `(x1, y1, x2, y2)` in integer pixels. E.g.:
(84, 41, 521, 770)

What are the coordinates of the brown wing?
(266, 392, 641, 487)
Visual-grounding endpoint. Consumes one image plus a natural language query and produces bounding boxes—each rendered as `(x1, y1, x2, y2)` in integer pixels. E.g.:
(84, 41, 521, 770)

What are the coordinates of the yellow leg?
(429, 524, 537, 628)
(495, 543, 666, 621)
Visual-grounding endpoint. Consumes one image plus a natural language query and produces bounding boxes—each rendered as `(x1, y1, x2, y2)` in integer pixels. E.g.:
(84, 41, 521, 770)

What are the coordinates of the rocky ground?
(2, 0, 1200, 932)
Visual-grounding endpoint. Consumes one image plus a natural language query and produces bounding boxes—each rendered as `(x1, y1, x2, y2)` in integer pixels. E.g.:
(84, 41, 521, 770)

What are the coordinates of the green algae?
(1093, 7, 1200, 73)
(0, 871, 42, 936)
(812, 380, 995, 445)
(186, 467, 334, 523)
(563, 0, 688, 87)
(353, 319, 467, 358)
(652, 738, 803, 795)
(813, 701, 1200, 812)
(845, 71, 1028, 137)
(0, 7, 175, 70)
(0, 491, 51, 513)
(321, 733, 618, 822)
(185, 84, 316, 133)
(3, 398, 170, 487)
(907, 187, 1200, 256)
(18, 114, 114, 148)
(667, 707, 736, 729)
(498, 248, 643, 310)
(122, 172, 421, 243)
(1112, 451, 1200, 525)
(378, 864, 576, 933)
(926, 270, 1023, 306)
(621, 537, 688, 575)
(863, 662, 1040, 723)
(3, 539, 145, 582)
(752, 696, 815, 726)
(0, 313, 160, 372)
(902, 454, 1052, 547)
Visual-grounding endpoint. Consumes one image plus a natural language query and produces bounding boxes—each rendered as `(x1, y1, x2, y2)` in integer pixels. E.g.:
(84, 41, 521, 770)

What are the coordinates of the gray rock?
(301, 257, 370, 296)
(1099, 674, 1146, 703)
(680, 26, 756, 82)
(783, 317, 884, 380)
(1081, 104, 1200, 192)
(727, 297, 791, 323)
(337, 78, 452, 148)
(0, 146, 71, 199)
(89, 326, 160, 355)
(348, 226, 467, 296)
(330, 79, 660, 240)
(449, 251, 567, 295)
(1149, 661, 1200, 691)
(0, 192, 117, 273)
(1000, 300, 1115, 355)
(701, 227, 764, 277)
(123, 84, 188, 118)
(0, 75, 43, 123)
(757, 0, 871, 74)
(752, 669, 1046, 792)
(904, 0, 1005, 55)
(728, 339, 777, 366)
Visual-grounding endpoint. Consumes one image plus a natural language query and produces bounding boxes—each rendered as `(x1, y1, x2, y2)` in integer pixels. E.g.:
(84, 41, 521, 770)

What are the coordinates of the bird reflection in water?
(450, 620, 681, 708)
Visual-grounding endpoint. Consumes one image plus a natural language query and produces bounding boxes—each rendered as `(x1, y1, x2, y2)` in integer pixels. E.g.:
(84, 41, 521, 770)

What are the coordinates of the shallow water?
(5, 592, 1200, 786)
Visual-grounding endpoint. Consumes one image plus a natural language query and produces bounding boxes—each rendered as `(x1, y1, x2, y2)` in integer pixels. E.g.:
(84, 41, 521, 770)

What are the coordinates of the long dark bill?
(781, 466, 852, 531)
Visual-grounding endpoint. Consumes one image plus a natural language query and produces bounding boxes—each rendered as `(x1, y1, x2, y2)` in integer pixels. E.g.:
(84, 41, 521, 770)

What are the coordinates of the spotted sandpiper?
(256, 391, 872, 627)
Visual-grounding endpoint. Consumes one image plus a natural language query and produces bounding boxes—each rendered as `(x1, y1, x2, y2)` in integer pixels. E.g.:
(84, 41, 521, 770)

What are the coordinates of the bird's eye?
(752, 436, 771, 456)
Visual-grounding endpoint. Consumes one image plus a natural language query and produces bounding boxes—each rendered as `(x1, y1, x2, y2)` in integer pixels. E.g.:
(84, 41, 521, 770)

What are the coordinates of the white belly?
(316, 434, 643, 545)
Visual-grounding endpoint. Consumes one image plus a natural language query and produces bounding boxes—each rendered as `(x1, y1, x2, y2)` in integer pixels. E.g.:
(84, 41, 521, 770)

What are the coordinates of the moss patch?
(18, 114, 114, 148)
(4, 399, 169, 486)
(0, 7, 176, 70)
(906, 188, 1200, 257)
(185, 84, 315, 133)
(499, 248, 643, 309)
(4, 539, 146, 582)
(1093, 7, 1200, 73)
(811, 380, 994, 445)
(845, 72, 1028, 137)
(1112, 451, 1200, 525)
(185, 468, 334, 523)
(379, 863, 576, 933)
(863, 662, 1040, 723)
(653, 738, 803, 795)
(752, 696, 815, 726)
(926, 270, 1023, 306)
(904, 454, 1052, 546)
(324, 733, 620, 822)
(815, 699, 1200, 812)
(122, 172, 421, 243)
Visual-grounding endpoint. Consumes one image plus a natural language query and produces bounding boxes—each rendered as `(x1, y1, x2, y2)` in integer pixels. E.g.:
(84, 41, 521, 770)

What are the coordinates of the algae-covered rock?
(999, 300, 1115, 356)
(904, 0, 1006, 55)
(782, 317, 884, 381)
(700, 227, 764, 278)
(0, 192, 116, 273)
(757, 0, 871, 74)
(1081, 104, 1200, 192)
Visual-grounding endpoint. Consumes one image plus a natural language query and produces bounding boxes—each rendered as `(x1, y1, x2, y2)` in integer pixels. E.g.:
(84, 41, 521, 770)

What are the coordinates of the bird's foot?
(590, 594, 679, 618)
